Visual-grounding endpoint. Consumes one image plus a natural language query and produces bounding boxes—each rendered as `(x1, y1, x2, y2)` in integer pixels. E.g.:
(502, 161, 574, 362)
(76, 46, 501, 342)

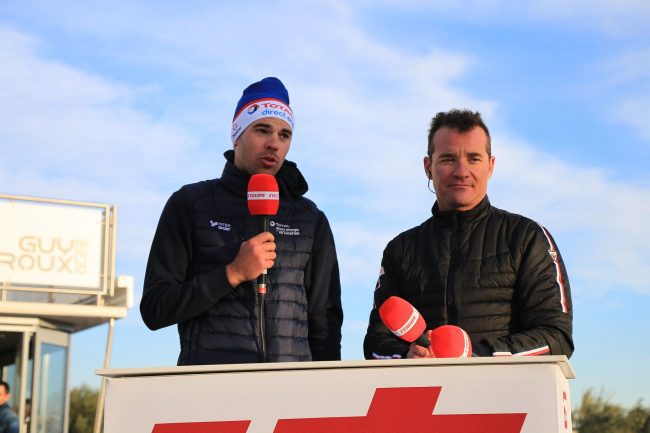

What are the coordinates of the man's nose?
(452, 159, 470, 176)
(265, 134, 280, 149)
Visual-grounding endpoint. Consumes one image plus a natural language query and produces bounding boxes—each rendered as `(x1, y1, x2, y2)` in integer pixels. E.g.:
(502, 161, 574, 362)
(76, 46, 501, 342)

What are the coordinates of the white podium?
(97, 356, 574, 433)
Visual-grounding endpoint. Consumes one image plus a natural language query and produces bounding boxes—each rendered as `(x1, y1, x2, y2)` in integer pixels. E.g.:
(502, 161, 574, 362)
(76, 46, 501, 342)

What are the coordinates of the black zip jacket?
(364, 196, 573, 359)
(141, 150, 343, 364)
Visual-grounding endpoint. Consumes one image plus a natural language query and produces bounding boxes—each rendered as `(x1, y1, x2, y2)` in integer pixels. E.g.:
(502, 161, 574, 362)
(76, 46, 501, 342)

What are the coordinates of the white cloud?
(526, 0, 650, 34)
(358, 0, 650, 35)
(0, 29, 207, 186)
(0, 27, 219, 272)
(616, 97, 650, 142)
(593, 48, 650, 142)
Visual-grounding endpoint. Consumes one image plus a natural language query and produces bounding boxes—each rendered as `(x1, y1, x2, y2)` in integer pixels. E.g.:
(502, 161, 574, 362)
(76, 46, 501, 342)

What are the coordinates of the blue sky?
(1, 0, 649, 408)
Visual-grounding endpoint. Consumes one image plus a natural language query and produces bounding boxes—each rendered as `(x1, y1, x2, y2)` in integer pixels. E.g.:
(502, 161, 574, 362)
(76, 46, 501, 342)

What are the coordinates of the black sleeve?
(478, 224, 574, 357)
(305, 213, 343, 361)
(140, 189, 235, 330)
(363, 238, 411, 359)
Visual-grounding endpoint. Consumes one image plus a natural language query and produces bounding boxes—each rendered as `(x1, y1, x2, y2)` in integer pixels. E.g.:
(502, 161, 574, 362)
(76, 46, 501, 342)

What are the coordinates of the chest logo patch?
(270, 221, 300, 236)
(209, 220, 231, 231)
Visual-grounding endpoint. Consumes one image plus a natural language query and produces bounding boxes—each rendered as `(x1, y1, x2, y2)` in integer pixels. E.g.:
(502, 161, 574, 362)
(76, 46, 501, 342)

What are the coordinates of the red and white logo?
(151, 387, 527, 433)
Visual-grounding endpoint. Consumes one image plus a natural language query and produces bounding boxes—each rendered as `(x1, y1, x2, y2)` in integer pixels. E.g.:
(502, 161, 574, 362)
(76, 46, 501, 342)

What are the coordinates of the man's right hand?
(226, 232, 276, 287)
(406, 330, 436, 358)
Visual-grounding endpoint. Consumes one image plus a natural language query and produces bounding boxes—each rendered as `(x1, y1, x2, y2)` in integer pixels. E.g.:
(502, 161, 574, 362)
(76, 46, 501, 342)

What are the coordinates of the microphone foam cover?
(247, 174, 279, 216)
(429, 325, 472, 358)
(379, 296, 427, 343)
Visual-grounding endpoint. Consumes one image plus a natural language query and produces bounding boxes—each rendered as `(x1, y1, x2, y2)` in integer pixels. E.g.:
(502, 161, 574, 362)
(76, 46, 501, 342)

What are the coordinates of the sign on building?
(0, 194, 116, 294)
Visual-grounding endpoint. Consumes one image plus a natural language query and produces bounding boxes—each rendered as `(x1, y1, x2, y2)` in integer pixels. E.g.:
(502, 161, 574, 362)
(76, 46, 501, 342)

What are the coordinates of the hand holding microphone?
(226, 232, 276, 287)
(379, 296, 472, 359)
(407, 340, 432, 359)
(428, 325, 472, 358)
(225, 174, 279, 289)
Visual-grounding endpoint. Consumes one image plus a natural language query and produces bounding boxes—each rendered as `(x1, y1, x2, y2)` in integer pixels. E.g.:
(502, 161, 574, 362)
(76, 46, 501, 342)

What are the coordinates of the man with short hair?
(0, 381, 18, 433)
(364, 109, 573, 359)
(142, 77, 343, 365)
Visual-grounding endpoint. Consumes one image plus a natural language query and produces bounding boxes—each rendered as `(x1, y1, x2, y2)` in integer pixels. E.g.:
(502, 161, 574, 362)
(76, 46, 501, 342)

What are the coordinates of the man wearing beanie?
(141, 77, 343, 365)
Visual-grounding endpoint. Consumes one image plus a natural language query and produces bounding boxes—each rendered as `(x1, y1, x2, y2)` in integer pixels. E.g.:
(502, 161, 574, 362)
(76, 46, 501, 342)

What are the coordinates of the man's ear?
(423, 156, 432, 179)
(488, 155, 495, 179)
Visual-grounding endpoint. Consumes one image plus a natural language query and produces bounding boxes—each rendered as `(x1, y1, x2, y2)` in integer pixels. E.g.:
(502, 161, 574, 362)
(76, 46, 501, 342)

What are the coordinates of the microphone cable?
(258, 214, 269, 363)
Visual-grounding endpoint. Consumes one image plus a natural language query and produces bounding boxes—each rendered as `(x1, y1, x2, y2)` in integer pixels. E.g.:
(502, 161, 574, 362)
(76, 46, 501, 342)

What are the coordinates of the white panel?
(0, 201, 104, 290)
(103, 358, 573, 433)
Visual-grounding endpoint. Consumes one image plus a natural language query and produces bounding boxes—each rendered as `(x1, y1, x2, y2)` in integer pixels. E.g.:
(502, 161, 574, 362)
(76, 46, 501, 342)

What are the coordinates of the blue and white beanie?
(231, 77, 295, 144)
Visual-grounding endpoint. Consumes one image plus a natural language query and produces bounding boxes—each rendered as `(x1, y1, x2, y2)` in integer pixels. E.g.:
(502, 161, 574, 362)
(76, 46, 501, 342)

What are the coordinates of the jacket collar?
(219, 150, 309, 200)
(432, 195, 491, 226)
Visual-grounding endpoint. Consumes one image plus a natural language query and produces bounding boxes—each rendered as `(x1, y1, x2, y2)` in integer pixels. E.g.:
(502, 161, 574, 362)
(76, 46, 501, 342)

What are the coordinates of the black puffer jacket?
(363, 196, 573, 359)
(141, 150, 343, 365)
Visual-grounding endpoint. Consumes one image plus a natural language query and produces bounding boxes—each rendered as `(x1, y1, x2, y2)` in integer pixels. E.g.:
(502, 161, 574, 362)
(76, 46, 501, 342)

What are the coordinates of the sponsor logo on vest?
(209, 221, 231, 231)
(269, 221, 300, 236)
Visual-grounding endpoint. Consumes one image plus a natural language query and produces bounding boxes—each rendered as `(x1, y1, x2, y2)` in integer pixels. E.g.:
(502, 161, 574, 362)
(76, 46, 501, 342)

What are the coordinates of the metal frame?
(27, 325, 70, 433)
(0, 322, 33, 433)
(93, 318, 115, 433)
(19, 330, 31, 433)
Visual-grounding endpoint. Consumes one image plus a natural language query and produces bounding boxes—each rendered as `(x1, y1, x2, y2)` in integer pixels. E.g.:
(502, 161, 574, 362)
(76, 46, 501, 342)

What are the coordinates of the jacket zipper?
(446, 214, 460, 324)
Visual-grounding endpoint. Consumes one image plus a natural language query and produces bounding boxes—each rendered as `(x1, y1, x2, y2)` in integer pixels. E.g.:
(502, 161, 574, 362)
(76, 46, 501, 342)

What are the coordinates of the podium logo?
(150, 387, 527, 433)
(0, 236, 89, 274)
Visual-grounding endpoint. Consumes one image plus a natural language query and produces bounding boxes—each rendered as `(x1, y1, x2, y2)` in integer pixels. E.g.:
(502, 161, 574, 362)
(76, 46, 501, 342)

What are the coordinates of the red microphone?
(429, 325, 472, 358)
(247, 174, 279, 295)
(379, 296, 430, 348)
(248, 174, 280, 216)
